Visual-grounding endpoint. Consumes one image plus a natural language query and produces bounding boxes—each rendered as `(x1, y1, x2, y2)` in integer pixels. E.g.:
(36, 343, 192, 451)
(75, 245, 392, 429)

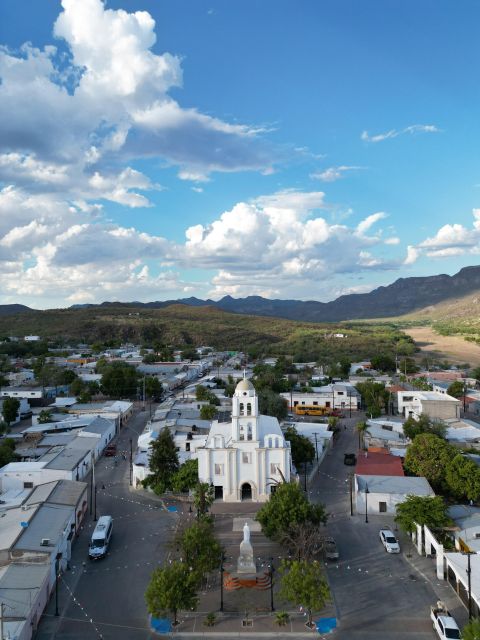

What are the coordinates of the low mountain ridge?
(72, 265, 480, 323)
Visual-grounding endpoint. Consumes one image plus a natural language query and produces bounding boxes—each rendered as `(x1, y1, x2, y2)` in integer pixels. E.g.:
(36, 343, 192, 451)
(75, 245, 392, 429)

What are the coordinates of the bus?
(294, 405, 328, 416)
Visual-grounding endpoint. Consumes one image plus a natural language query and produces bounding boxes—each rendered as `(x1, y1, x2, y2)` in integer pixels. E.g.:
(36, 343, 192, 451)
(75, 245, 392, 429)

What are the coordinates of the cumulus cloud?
(310, 165, 362, 182)
(0, 0, 274, 201)
(177, 190, 400, 299)
(361, 124, 440, 143)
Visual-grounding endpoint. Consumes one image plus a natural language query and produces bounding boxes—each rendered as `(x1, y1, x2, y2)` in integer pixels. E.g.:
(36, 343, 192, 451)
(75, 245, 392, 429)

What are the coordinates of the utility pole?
(349, 474, 353, 516)
(0, 602, 3, 640)
(90, 453, 95, 516)
(313, 433, 319, 462)
(129, 438, 133, 486)
(142, 377, 146, 411)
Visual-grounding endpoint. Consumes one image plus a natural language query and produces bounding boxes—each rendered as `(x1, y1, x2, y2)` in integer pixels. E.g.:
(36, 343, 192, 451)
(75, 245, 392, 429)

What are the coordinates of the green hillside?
(0, 304, 409, 363)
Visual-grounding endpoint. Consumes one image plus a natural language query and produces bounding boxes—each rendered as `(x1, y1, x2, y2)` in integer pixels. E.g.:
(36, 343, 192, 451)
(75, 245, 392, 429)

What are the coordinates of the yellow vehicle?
(294, 405, 328, 416)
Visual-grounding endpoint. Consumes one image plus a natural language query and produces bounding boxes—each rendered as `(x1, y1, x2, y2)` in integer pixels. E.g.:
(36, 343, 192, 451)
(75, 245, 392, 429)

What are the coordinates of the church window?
(247, 425, 252, 441)
(239, 402, 244, 414)
(242, 452, 252, 464)
(247, 403, 252, 416)
(214, 464, 224, 476)
(270, 463, 278, 475)
(267, 437, 272, 448)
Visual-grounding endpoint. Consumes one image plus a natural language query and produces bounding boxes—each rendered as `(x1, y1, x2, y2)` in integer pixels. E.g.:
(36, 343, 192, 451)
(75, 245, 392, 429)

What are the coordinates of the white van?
(89, 515, 113, 559)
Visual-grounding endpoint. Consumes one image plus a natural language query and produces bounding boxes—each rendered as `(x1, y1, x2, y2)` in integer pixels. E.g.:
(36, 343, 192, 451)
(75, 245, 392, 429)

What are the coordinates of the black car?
(344, 453, 356, 465)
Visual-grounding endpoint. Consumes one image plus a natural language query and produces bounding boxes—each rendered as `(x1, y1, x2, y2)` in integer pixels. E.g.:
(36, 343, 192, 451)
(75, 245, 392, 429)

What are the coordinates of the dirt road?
(405, 326, 480, 367)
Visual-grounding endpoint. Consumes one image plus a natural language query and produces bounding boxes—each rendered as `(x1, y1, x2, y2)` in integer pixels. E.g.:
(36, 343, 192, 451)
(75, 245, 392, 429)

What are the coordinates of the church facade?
(197, 378, 291, 502)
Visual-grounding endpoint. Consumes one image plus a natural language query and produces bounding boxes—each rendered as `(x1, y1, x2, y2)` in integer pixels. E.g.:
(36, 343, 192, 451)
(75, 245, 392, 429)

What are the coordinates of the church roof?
(236, 378, 254, 392)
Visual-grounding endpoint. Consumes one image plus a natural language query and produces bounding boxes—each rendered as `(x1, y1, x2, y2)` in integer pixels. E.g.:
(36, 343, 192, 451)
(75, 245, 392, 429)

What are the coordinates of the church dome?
(235, 378, 254, 392)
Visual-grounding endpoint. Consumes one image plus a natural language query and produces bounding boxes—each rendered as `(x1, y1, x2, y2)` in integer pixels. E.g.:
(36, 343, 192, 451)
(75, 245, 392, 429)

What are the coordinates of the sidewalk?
(397, 528, 469, 629)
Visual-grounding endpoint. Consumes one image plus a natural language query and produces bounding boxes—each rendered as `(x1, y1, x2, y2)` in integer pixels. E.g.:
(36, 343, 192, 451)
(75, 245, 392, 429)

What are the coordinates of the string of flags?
(60, 576, 104, 639)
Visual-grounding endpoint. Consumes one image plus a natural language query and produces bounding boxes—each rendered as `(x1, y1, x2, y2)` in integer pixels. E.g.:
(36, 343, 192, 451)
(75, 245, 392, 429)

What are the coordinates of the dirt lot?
(406, 326, 480, 367)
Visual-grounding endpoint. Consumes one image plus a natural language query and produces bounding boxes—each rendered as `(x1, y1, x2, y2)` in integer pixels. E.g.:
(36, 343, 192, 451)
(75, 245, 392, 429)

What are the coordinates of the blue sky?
(1, 0, 480, 309)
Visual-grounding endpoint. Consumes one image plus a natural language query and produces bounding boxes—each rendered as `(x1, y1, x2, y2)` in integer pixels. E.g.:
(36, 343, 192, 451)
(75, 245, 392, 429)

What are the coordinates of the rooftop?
(14, 503, 73, 552)
(356, 474, 434, 495)
(355, 451, 405, 476)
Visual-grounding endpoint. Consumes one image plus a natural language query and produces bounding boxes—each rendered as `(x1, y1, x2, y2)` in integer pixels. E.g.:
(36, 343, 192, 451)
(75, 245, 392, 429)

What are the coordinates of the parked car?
(344, 453, 356, 465)
(104, 443, 117, 457)
(323, 537, 339, 560)
(379, 528, 400, 553)
(430, 601, 461, 639)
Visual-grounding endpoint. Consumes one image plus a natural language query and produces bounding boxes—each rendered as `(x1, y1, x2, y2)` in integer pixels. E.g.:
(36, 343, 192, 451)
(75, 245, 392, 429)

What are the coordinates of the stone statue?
(237, 521, 256, 574)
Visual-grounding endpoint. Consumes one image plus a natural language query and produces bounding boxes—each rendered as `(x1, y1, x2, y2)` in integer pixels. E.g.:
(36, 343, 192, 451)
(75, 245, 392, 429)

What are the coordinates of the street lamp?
(268, 557, 275, 612)
(55, 552, 63, 617)
(94, 484, 98, 521)
(462, 550, 474, 620)
(364, 483, 370, 524)
(219, 552, 225, 612)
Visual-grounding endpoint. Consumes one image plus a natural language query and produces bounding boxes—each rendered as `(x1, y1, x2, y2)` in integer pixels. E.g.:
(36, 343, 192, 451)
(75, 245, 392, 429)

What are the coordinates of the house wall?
(198, 441, 290, 503)
(355, 489, 408, 515)
(0, 468, 71, 492)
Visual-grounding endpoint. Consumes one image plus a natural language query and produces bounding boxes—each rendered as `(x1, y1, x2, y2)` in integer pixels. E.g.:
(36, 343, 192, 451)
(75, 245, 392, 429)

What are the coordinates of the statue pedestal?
(237, 539, 257, 574)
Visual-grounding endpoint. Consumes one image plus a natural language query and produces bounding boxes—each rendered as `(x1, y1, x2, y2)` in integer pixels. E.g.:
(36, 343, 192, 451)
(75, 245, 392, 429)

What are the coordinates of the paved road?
(36, 408, 177, 640)
(309, 414, 454, 640)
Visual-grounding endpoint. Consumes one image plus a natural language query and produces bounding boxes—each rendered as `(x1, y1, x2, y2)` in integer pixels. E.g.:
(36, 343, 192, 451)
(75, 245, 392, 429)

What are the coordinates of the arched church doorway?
(241, 483, 252, 501)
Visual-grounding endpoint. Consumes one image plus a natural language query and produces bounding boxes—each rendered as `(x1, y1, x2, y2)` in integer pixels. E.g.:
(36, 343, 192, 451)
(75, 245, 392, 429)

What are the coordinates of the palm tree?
(355, 421, 370, 450)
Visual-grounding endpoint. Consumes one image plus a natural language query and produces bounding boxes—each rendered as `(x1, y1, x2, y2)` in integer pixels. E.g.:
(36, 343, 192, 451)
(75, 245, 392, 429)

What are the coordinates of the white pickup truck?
(430, 601, 462, 639)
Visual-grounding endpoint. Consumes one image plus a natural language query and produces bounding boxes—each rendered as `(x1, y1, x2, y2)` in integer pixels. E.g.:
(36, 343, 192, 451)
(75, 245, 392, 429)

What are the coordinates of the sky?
(1, 0, 480, 309)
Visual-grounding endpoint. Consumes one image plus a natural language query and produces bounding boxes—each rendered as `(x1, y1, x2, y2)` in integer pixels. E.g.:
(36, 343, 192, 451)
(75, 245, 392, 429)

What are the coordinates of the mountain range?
(4, 265, 480, 323)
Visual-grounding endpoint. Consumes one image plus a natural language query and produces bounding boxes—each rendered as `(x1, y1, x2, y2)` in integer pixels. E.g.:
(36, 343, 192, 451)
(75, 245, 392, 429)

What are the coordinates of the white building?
(355, 474, 434, 515)
(397, 391, 460, 420)
(197, 379, 291, 502)
(281, 383, 360, 412)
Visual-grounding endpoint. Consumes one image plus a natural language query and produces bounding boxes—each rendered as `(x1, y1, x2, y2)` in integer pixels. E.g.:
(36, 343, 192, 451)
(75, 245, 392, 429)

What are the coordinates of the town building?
(397, 390, 461, 420)
(197, 378, 291, 502)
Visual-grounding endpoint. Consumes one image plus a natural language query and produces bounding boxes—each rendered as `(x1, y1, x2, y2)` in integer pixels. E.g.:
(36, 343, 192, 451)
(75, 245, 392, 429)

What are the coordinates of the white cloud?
(361, 124, 440, 143)
(179, 190, 399, 299)
(0, 0, 275, 201)
(403, 245, 420, 265)
(310, 165, 362, 183)
(356, 212, 387, 236)
(384, 237, 400, 245)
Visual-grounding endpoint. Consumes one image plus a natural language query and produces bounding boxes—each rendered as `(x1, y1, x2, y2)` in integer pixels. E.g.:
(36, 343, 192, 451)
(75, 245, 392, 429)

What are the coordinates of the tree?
(395, 495, 450, 534)
(447, 380, 465, 399)
(37, 409, 53, 424)
(338, 358, 351, 379)
(279, 521, 327, 562)
(100, 361, 139, 398)
(145, 561, 198, 626)
(195, 385, 210, 401)
(370, 354, 396, 373)
(177, 520, 222, 582)
(145, 376, 163, 401)
(258, 390, 288, 420)
(171, 459, 199, 493)
(355, 421, 370, 450)
(403, 414, 447, 441)
(192, 482, 215, 517)
(404, 434, 456, 490)
(0, 438, 17, 467)
(70, 377, 85, 397)
(256, 482, 327, 542)
(445, 454, 480, 502)
(463, 618, 480, 640)
(279, 560, 330, 628)
(143, 353, 157, 364)
(1, 397, 19, 426)
(355, 380, 386, 417)
(200, 405, 218, 420)
(146, 428, 179, 494)
(284, 427, 315, 468)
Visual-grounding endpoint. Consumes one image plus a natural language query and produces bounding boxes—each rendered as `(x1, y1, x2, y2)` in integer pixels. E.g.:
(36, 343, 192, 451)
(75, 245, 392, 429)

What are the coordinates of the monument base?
(223, 570, 272, 591)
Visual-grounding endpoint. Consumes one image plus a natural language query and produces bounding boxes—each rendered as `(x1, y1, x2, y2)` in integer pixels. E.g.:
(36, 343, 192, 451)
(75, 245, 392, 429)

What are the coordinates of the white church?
(197, 377, 292, 502)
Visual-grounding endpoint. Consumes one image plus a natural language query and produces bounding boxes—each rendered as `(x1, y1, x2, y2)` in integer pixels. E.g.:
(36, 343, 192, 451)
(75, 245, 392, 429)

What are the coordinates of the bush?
(203, 612, 216, 627)
(275, 611, 290, 627)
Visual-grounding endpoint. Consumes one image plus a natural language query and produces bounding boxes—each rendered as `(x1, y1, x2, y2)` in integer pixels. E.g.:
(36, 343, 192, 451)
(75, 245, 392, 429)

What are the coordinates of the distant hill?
(0, 304, 33, 316)
(77, 265, 480, 323)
